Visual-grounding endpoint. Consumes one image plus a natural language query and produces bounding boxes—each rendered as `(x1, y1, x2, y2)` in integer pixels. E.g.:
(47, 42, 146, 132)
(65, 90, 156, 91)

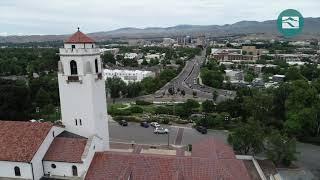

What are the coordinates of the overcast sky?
(0, 0, 319, 35)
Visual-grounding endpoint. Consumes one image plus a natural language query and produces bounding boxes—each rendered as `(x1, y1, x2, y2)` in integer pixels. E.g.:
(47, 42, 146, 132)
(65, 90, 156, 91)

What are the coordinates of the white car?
(154, 127, 169, 134)
(150, 122, 160, 128)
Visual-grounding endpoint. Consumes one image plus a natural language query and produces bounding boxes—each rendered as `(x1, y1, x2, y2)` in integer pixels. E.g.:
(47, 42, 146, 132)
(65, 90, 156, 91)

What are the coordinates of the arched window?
(14, 166, 21, 176)
(70, 60, 78, 75)
(72, 165, 78, 176)
(95, 59, 99, 73)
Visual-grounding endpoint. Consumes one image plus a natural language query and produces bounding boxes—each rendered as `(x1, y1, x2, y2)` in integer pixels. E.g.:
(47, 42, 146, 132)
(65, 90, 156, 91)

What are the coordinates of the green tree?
(101, 53, 116, 64)
(0, 79, 32, 120)
(202, 100, 215, 113)
(265, 131, 298, 167)
(126, 82, 142, 98)
(35, 88, 51, 108)
(285, 67, 305, 81)
(228, 120, 264, 155)
(212, 90, 218, 102)
(185, 99, 200, 109)
(106, 77, 126, 103)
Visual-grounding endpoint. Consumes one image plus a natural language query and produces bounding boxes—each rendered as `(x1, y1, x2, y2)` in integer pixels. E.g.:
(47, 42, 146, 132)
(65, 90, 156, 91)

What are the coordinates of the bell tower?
(57, 28, 109, 150)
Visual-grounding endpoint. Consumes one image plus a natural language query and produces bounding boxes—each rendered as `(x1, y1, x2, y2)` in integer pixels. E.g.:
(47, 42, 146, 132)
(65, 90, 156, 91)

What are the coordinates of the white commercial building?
(124, 53, 138, 60)
(104, 69, 155, 84)
(145, 53, 165, 61)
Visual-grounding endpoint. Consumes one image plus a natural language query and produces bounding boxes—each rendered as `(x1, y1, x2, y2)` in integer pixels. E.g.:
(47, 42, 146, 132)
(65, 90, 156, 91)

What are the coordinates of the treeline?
(106, 68, 178, 101)
(0, 48, 59, 76)
(0, 73, 59, 121)
(200, 61, 225, 88)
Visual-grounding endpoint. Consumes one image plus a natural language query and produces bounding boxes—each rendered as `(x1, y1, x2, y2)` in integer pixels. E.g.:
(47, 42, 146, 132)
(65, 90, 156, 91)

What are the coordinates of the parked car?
(195, 126, 207, 134)
(119, 120, 128, 126)
(150, 122, 160, 128)
(140, 121, 149, 128)
(154, 127, 169, 134)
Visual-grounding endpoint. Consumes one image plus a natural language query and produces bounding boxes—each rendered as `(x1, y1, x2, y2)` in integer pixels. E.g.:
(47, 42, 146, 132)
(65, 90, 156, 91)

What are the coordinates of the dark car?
(195, 126, 207, 134)
(119, 120, 128, 126)
(140, 121, 149, 128)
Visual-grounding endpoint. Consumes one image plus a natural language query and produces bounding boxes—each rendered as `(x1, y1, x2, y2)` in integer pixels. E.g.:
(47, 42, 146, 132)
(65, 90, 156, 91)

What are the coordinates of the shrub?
(113, 116, 141, 122)
(136, 100, 153, 106)
(108, 108, 132, 116)
(129, 106, 143, 113)
(155, 106, 173, 115)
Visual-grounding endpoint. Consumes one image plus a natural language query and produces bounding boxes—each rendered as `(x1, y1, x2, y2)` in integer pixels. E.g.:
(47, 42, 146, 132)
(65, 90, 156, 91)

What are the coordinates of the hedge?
(136, 100, 153, 106)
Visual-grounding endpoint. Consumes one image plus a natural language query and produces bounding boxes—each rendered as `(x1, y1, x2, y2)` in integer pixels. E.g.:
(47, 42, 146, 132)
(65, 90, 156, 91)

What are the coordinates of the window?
(71, 45, 75, 49)
(51, 164, 56, 169)
(72, 165, 78, 176)
(95, 59, 99, 73)
(79, 119, 82, 126)
(70, 60, 78, 75)
(75, 119, 78, 126)
(14, 166, 21, 176)
(52, 131, 55, 137)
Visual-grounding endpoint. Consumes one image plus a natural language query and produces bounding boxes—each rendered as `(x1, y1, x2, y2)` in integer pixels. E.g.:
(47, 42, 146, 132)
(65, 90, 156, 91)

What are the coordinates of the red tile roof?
(192, 138, 236, 159)
(65, 30, 95, 44)
(0, 121, 53, 162)
(85, 138, 251, 180)
(43, 137, 87, 163)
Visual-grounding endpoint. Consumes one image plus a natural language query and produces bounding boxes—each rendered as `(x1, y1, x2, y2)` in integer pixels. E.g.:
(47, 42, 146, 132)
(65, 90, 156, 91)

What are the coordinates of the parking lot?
(108, 121, 229, 146)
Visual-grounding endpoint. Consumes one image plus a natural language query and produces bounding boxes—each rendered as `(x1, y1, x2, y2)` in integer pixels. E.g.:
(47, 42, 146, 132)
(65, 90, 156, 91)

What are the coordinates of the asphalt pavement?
(152, 50, 236, 102)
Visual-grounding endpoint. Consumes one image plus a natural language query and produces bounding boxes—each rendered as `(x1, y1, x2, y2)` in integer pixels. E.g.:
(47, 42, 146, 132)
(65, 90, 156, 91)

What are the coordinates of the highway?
(154, 50, 236, 102)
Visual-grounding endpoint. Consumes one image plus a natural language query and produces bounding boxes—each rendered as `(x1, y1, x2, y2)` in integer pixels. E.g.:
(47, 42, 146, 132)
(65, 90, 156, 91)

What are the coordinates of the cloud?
(0, 0, 319, 35)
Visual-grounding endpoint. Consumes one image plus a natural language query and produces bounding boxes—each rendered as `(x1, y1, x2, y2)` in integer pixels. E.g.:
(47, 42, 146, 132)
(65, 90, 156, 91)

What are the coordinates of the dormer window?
(70, 60, 78, 75)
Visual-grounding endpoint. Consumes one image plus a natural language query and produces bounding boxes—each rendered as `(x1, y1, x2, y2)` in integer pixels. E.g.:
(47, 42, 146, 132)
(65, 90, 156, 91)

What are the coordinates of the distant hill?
(1, 17, 320, 43)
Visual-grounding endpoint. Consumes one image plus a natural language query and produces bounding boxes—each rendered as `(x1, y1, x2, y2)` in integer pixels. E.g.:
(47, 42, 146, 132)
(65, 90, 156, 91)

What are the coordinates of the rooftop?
(0, 121, 53, 162)
(85, 138, 251, 180)
(44, 137, 87, 163)
(65, 30, 95, 44)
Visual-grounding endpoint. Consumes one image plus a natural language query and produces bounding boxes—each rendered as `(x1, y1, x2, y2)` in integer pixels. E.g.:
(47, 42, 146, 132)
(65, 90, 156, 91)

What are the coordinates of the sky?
(0, 0, 319, 35)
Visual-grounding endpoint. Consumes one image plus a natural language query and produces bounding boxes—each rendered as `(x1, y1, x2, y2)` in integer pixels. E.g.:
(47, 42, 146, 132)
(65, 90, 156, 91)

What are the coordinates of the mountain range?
(1, 17, 320, 43)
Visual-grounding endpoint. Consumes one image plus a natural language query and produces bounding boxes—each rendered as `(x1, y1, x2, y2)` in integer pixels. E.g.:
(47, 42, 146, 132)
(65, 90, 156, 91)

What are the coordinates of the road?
(153, 50, 236, 102)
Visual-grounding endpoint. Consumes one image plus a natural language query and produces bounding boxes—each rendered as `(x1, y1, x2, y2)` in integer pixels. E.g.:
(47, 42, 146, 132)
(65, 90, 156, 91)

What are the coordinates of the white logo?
(282, 16, 299, 29)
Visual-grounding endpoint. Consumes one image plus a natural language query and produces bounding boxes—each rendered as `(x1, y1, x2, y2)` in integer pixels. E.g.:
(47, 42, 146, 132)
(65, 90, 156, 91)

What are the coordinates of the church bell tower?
(57, 28, 109, 150)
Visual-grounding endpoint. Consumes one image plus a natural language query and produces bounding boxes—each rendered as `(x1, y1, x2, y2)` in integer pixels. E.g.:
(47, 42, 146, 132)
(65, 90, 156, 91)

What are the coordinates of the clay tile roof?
(65, 30, 95, 44)
(191, 138, 236, 159)
(0, 121, 53, 162)
(85, 138, 251, 180)
(44, 137, 87, 163)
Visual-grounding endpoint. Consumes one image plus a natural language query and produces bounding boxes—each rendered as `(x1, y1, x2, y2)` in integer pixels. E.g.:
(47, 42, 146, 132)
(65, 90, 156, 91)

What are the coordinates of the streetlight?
(167, 127, 170, 149)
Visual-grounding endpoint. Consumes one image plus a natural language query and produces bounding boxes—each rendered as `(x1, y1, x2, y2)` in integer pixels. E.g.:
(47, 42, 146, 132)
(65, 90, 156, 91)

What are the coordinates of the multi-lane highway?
(154, 50, 236, 102)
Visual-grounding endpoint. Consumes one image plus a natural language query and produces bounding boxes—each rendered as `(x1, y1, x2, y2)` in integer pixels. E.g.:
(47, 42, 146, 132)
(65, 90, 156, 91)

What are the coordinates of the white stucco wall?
(31, 126, 64, 180)
(64, 43, 96, 49)
(43, 161, 83, 177)
(0, 126, 64, 180)
(58, 45, 109, 150)
(0, 161, 32, 179)
(43, 136, 102, 178)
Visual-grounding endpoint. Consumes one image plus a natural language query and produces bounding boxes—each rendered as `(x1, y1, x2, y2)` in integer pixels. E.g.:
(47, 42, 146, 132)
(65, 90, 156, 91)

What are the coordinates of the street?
(153, 50, 236, 102)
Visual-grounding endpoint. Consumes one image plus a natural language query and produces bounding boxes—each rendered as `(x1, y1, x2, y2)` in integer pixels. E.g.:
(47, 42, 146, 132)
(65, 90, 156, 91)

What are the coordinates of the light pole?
(167, 128, 170, 149)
